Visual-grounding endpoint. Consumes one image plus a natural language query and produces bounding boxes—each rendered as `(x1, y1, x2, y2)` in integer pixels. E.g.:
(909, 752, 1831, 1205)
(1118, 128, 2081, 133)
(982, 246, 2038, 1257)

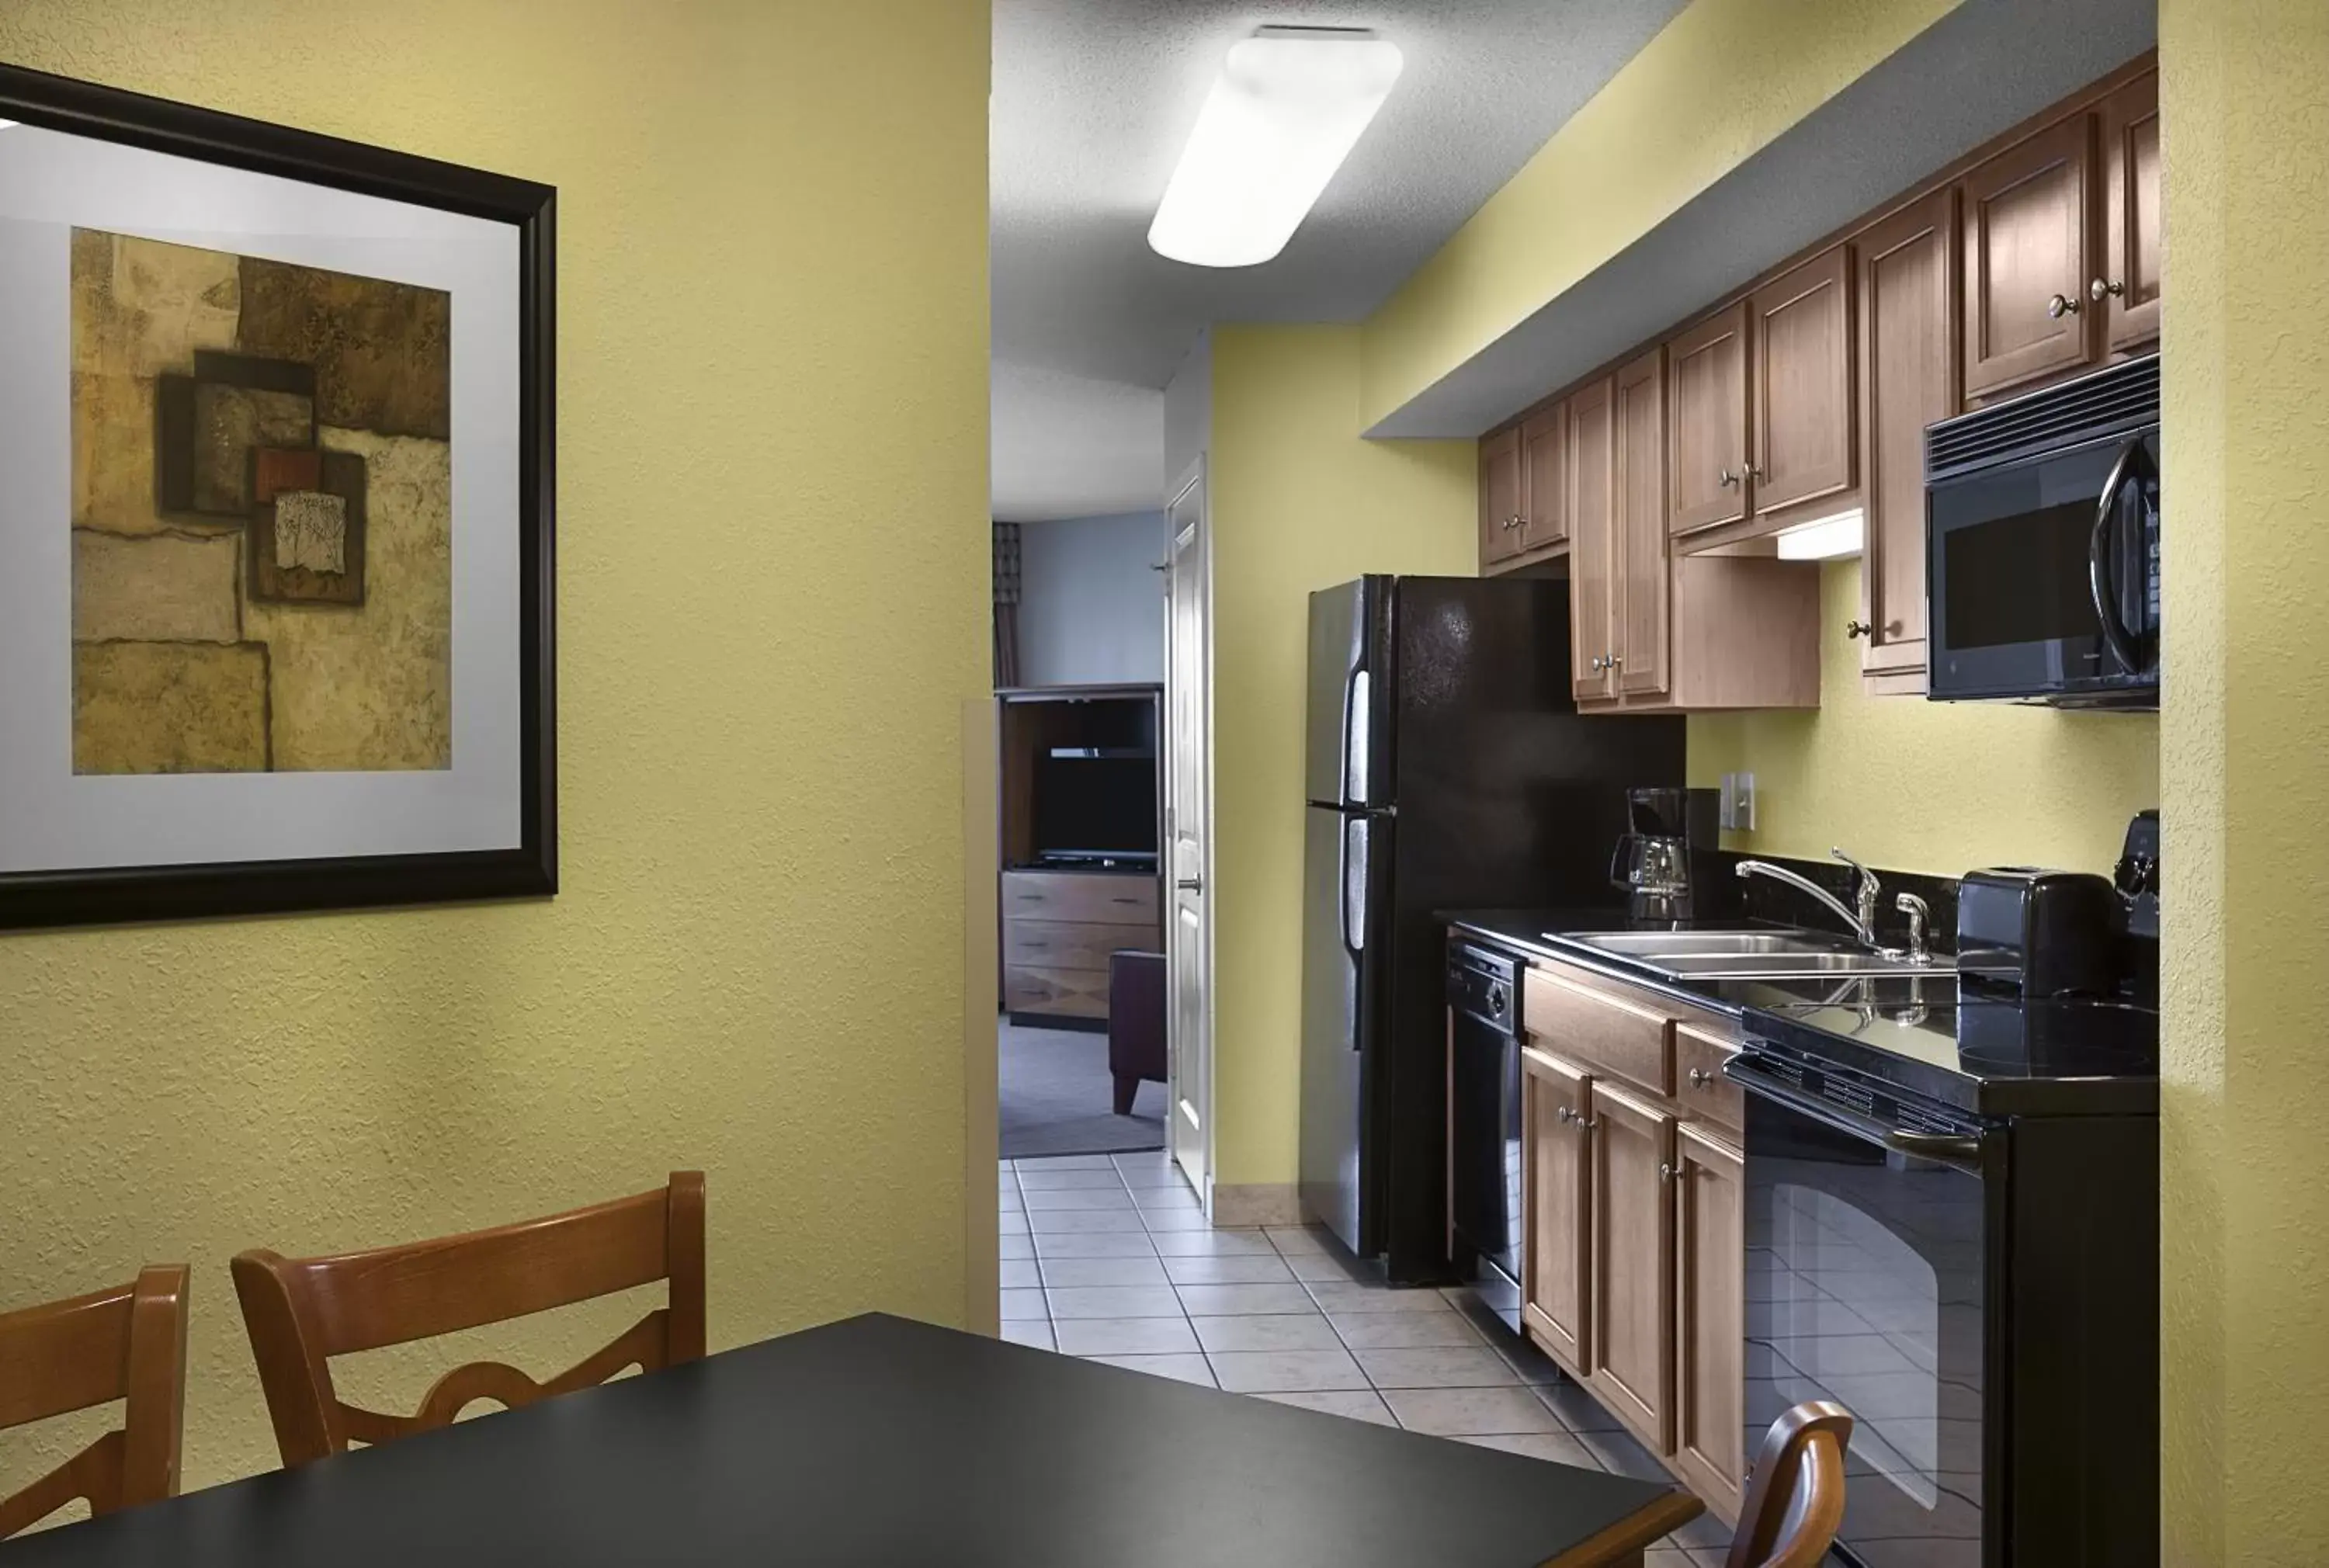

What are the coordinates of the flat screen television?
(1033, 754, 1156, 862)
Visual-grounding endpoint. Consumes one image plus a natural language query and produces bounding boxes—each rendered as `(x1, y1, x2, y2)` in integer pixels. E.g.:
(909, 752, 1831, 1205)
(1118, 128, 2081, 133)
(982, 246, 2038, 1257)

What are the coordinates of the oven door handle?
(1723, 1056, 1986, 1174)
(2088, 439, 2151, 675)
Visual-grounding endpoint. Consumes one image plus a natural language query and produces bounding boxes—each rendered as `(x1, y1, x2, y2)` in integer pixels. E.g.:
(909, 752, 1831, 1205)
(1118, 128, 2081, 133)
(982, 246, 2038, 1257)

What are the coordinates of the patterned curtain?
(992, 522, 1022, 689)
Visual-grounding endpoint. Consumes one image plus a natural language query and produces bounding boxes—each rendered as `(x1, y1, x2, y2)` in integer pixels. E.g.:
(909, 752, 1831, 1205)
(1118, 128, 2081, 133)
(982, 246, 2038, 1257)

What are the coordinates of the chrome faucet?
(1734, 848, 1885, 949)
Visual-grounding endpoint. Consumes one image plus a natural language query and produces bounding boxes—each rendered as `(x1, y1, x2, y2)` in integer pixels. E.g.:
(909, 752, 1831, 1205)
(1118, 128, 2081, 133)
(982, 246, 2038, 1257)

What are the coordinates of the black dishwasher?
(1446, 940, 1524, 1328)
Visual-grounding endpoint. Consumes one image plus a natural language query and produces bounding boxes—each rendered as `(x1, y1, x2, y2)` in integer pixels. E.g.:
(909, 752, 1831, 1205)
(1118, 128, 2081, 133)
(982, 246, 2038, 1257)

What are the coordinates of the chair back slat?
(0, 1264, 189, 1539)
(234, 1172, 705, 1469)
(1724, 1400, 1855, 1568)
(294, 1187, 671, 1356)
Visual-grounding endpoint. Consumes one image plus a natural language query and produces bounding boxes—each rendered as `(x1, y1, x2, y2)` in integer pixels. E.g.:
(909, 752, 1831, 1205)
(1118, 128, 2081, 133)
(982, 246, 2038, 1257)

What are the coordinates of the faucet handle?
(1895, 892, 1931, 961)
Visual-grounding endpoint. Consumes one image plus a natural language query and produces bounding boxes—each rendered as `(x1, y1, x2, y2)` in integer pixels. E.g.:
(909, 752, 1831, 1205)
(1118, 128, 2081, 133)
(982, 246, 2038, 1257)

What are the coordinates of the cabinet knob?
(1717, 466, 1737, 487)
(1845, 619, 1873, 640)
(1660, 1161, 1680, 1182)
(2046, 292, 2081, 319)
(2089, 276, 2126, 303)
(1588, 655, 1607, 672)
(1748, 463, 1766, 483)
(1607, 653, 1623, 668)
(1689, 1067, 1714, 1088)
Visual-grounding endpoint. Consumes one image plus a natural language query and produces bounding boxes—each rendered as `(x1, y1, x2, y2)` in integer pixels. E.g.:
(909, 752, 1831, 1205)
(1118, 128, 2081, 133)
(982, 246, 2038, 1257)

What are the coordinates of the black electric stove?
(1729, 976, 2157, 1568)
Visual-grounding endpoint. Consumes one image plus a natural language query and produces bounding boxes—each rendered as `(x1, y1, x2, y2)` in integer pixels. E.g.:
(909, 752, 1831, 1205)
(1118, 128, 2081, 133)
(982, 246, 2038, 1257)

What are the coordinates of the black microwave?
(1925, 354, 2160, 709)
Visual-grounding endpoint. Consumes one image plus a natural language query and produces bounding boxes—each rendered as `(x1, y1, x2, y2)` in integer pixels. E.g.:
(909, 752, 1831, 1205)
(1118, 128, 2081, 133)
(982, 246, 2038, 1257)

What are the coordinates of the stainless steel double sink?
(1543, 928, 1955, 980)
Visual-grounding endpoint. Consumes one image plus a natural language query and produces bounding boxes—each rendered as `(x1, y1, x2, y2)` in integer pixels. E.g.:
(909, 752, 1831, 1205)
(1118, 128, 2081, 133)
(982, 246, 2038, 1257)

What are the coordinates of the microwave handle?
(2089, 439, 2151, 674)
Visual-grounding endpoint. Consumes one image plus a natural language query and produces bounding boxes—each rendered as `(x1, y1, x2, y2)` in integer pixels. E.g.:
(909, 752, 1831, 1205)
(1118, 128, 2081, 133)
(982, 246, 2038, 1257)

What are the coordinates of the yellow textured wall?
(1207, 325, 1473, 1188)
(0, 0, 989, 1497)
(2158, 2, 2329, 1560)
(1687, 561, 2159, 876)
(1358, 0, 1961, 430)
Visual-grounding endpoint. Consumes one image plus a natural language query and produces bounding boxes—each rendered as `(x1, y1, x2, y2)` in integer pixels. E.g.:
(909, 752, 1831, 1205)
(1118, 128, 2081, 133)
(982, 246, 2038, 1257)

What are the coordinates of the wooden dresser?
(1000, 869, 1161, 1024)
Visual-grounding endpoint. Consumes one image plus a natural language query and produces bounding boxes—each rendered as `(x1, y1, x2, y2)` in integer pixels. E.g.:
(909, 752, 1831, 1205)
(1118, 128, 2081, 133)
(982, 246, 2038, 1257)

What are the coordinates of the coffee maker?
(1609, 786, 1720, 922)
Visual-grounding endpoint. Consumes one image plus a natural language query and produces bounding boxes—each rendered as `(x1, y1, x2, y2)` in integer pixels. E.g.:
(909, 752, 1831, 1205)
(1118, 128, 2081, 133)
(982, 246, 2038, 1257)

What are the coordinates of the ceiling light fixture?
(1147, 26, 1403, 269)
(1773, 508, 1866, 562)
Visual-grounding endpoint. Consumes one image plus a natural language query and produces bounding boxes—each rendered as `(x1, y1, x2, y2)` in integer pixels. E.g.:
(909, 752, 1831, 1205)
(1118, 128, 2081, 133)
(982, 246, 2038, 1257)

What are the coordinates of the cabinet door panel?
(1961, 116, 2093, 397)
(1480, 425, 1523, 568)
(2099, 73, 2161, 350)
(1566, 377, 1617, 702)
(1857, 188, 1959, 683)
(1666, 304, 1749, 536)
(1752, 248, 1854, 516)
(1519, 404, 1569, 552)
(1586, 1078, 1675, 1452)
(1613, 350, 1670, 699)
(1522, 1049, 1591, 1372)
(1671, 1123, 1746, 1524)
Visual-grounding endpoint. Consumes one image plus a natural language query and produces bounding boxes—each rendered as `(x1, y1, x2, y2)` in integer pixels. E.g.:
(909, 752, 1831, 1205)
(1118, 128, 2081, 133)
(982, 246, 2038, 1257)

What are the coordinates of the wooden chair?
(231, 1171, 704, 1469)
(0, 1264, 189, 1539)
(1722, 1400, 1855, 1568)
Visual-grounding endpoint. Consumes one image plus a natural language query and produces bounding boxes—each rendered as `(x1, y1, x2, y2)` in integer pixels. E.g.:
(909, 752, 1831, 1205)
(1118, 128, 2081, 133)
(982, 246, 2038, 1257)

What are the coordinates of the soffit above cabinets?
(1368, 0, 2157, 439)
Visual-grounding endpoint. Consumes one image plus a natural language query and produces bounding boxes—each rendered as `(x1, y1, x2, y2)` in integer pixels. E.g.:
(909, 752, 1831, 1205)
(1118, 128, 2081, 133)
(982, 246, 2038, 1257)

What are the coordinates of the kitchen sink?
(1654, 952, 1954, 977)
(1549, 928, 1955, 981)
(1559, 931, 1855, 959)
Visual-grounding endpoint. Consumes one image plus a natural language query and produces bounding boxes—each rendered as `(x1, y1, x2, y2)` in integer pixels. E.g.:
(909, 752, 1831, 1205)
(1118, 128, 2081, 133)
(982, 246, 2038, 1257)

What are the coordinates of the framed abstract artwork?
(0, 63, 555, 929)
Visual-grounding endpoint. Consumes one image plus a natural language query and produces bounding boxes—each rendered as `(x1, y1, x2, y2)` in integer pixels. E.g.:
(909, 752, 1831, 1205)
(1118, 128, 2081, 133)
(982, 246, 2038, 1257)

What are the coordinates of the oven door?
(1927, 429, 2159, 706)
(1728, 1056, 2001, 1568)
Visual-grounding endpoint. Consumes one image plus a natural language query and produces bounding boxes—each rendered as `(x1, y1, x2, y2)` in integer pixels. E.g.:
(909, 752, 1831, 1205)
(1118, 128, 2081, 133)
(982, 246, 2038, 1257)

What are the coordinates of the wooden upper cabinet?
(1613, 349, 1670, 699)
(1522, 1049, 1591, 1372)
(1519, 403, 1569, 553)
(1960, 116, 2094, 398)
(1567, 376, 1617, 702)
(1479, 425, 1524, 567)
(1751, 248, 1854, 517)
(2098, 72, 2161, 350)
(1670, 1124, 1746, 1524)
(1856, 188, 1959, 685)
(1666, 304, 1750, 536)
(1586, 1078, 1676, 1452)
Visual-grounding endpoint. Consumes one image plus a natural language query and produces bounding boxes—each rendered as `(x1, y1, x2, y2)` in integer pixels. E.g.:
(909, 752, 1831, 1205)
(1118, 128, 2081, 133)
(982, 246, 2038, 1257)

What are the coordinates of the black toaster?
(1956, 867, 2118, 997)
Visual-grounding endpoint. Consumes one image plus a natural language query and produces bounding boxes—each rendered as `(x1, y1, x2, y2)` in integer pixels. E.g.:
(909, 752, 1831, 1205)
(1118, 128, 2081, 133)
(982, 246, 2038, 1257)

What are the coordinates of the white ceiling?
(990, 0, 1690, 519)
(991, 361, 1166, 522)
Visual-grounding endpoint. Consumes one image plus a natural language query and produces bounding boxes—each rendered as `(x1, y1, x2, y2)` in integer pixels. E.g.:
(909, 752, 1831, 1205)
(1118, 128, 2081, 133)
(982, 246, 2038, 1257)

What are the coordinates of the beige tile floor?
(1001, 1150, 1739, 1568)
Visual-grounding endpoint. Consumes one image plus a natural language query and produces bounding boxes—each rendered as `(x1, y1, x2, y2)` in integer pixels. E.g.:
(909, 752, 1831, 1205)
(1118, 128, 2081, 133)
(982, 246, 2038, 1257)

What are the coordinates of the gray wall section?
(1016, 511, 1168, 686)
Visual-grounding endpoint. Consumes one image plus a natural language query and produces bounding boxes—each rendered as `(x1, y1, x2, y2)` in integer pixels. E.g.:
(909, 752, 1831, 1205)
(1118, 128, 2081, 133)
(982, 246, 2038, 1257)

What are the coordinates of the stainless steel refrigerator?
(1299, 576, 1685, 1282)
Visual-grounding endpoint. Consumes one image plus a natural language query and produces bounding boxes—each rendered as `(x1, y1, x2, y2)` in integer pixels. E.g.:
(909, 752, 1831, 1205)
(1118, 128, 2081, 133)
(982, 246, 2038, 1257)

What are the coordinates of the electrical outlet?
(1723, 771, 1757, 832)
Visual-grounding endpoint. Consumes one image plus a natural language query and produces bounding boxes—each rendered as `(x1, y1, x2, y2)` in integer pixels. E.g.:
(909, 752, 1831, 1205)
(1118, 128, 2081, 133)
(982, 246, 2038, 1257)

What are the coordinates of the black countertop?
(1444, 909, 2158, 1119)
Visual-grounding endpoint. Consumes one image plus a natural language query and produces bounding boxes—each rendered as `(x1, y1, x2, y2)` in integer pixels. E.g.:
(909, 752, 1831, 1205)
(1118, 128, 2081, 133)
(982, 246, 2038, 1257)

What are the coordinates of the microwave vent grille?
(1926, 354, 2161, 478)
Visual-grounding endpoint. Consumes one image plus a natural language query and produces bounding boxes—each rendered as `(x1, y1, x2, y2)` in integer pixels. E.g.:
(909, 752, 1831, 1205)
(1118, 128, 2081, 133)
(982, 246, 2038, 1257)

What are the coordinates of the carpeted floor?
(998, 1018, 1164, 1160)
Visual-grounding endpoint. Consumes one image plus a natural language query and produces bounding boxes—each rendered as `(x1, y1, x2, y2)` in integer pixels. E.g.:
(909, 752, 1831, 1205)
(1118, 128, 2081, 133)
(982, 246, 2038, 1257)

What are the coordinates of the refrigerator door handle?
(1342, 815, 1369, 966)
(1342, 667, 1371, 807)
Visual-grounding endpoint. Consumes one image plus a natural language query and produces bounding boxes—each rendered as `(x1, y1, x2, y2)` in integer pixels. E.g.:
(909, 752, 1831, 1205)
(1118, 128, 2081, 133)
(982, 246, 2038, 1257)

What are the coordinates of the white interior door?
(1164, 463, 1213, 1202)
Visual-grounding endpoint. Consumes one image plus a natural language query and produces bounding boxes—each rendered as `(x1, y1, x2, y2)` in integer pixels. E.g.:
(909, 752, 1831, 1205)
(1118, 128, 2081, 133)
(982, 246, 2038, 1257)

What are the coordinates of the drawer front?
(1523, 966, 1674, 1097)
(1004, 920, 1154, 972)
(1001, 872, 1159, 926)
(1003, 964, 1110, 1019)
(1674, 1022, 1743, 1137)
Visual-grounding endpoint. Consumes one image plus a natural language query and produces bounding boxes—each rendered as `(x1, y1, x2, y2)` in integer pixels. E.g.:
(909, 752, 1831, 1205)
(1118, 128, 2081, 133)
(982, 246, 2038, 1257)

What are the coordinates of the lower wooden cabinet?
(1521, 1049, 1591, 1370)
(1586, 1078, 1677, 1451)
(1671, 1122, 1747, 1525)
(1521, 961, 1746, 1515)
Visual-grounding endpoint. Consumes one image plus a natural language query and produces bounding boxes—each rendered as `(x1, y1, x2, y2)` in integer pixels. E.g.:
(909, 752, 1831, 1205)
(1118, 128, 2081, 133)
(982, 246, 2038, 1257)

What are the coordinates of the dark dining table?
(1, 1313, 1701, 1566)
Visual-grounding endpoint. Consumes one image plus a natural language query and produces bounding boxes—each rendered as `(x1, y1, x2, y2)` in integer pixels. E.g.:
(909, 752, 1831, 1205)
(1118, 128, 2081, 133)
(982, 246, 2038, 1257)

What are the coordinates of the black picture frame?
(0, 61, 556, 931)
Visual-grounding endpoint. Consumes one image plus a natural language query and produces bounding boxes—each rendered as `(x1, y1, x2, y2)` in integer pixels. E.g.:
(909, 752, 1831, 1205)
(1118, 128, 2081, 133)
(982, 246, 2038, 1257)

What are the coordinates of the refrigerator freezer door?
(1300, 803, 1388, 1255)
(1306, 579, 1391, 809)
